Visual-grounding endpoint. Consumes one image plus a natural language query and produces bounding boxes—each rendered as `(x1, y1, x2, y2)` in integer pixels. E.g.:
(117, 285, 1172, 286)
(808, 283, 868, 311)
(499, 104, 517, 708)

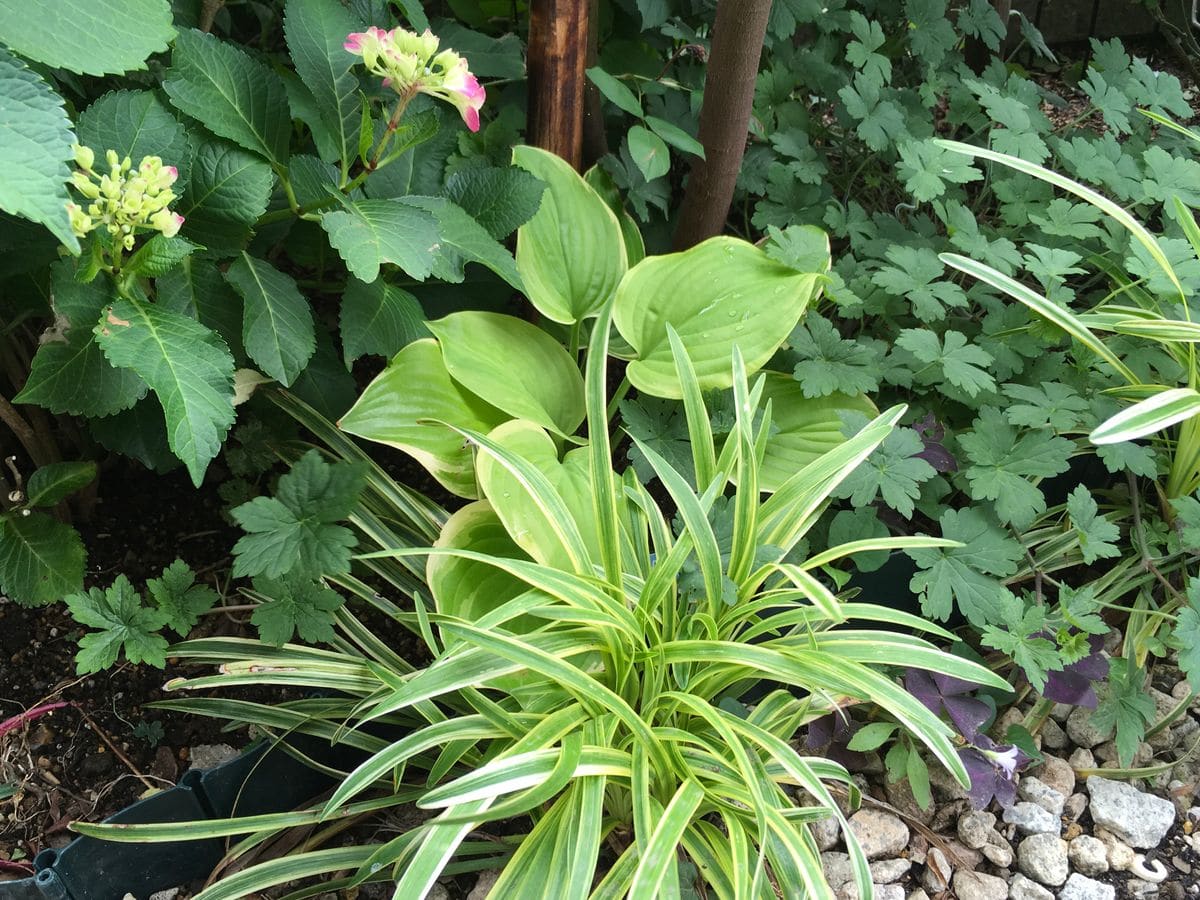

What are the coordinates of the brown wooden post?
(527, 0, 590, 170)
(672, 0, 773, 250)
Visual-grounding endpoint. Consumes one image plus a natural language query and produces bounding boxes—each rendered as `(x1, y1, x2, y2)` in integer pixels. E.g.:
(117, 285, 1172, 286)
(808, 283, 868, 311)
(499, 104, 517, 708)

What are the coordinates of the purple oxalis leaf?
(913, 413, 957, 473)
(1042, 634, 1108, 708)
(805, 711, 872, 770)
(906, 669, 991, 740)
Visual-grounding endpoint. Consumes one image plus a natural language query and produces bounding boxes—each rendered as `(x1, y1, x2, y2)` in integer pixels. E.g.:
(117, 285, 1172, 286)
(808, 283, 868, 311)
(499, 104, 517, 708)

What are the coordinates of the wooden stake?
(527, 0, 590, 170)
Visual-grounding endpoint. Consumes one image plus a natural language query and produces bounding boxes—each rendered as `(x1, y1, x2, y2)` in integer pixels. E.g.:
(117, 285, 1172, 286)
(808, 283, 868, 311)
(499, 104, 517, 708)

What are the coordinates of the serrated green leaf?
(76, 90, 190, 190)
(156, 257, 245, 360)
(0, 48, 77, 250)
(627, 125, 671, 182)
(283, 0, 361, 171)
(1176, 580, 1200, 692)
(835, 415, 936, 517)
(125, 235, 200, 278)
(0, 0, 174, 76)
(340, 277, 427, 366)
(906, 508, 1024, 625)
(65, 575, 168, 673)
(980, 595, 1060, 691)
(1091, 657, 1155, 767)
(405, 195, 523, 290)
(15, 262, 148, 415)
(320, 198, 439, 283)
(231, 449, 365, 580)
(895, 329, 995, 397)
(897, 140, 981, 202)
(1002, 382, 1089, 431)
(164, 29, 291, 165)
(250, 575, 345, 646)
(1066, 485, 1121, 564)
(147, 559, 217, 635)
(959, 407, 1073, 529)
(179, 137, 274, 254)
(224, 253, 316, 386)
(0, 512, 85, 606)
(93, 297, 236, 486)
(872, 248, 967, 322)
(25, 462, 96, 507)
(444, 165, 546, 240)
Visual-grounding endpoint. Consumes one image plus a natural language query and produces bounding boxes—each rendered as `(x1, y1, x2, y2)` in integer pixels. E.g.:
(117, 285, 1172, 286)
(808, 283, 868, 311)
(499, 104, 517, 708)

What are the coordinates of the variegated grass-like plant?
(75, 312, 1008, 899)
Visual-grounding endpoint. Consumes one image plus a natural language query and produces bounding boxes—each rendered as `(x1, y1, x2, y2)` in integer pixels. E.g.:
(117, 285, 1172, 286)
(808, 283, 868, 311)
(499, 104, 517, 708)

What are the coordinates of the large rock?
(956, 809, 997, 849)
(1002, 801, 1060, 835)
(847, 809, 909, 859)
(821, 851, 853, 889)
(1034, 754, 1075, 799)
(1058, 873, 1116, 900)
(1017, 776, 1065, 816)
(950, 871, 1007, 900)
(810, 814, 840, 851)
(868, 858, 911, 884)
(1067, 834, 1109, 876)
(1016, 833, 1069, 886)
(1086, 776, 1176, 848)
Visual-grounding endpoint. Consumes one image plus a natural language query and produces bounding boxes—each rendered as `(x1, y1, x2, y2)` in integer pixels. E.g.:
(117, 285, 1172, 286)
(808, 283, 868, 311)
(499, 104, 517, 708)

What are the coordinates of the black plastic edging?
(0, 735, 349, 900)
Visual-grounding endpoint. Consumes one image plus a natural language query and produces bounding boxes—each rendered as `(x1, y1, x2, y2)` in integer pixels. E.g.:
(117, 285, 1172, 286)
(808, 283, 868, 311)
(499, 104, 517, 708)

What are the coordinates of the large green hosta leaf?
(474, 420, 596, 571)
(0, 0, 174, 76)
(338, 338, 508, 497)
(164, 30, 291, 165)
(613, 237, 823, 398)
(513, 145, 626, 324)
(0, 48, 76, 249)
(752, 373, 878, 493)
(426, 311, 584, 436)
(0, 512, 85, 606)
(94, 298, 236, 486)
(428, 500, 536, 625)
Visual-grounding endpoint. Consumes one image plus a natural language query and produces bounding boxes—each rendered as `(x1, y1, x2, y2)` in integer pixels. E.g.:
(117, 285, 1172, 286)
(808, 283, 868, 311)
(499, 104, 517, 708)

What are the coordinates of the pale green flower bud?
(72, 143, 95, 172)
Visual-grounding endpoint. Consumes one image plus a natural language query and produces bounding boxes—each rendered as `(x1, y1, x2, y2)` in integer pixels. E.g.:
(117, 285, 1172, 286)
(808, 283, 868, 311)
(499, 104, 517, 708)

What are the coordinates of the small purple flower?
(959, 733, 1030, 809)
(906, 669, 992, 740)
(1042, 634, 1108, 708)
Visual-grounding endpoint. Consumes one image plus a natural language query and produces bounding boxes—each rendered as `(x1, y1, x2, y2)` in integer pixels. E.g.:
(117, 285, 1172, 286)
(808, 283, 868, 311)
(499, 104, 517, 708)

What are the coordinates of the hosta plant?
(76, 318, 1009, 898)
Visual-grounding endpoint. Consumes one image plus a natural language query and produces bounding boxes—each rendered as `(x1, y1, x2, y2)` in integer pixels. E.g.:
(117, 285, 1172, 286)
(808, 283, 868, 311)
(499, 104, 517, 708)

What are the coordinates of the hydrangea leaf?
(0, 512, 86, 607)
(179, 137, 275, 254)
(93, 297, 236, 486)
(0, 0, 174, 76)
(224, 253, 316, 386)
(0, 48, 77, 249)
(320, 198, 439, 283)
(340, 277, 427, 366)
(164, 29, 291, 165)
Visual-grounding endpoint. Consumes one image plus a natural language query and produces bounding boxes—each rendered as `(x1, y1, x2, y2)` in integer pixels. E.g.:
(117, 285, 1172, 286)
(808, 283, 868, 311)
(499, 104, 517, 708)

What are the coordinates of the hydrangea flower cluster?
(343, 26, 485, 132)
(66, 145, 184, 250)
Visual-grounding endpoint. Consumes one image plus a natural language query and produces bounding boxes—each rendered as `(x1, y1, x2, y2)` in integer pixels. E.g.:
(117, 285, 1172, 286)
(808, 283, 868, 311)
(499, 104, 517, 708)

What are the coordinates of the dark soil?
(0, 463, 243, 872)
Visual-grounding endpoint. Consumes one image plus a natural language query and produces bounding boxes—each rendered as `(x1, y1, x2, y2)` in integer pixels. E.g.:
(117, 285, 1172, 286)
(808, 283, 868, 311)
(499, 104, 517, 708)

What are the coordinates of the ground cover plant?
(74, 158, 1013, 891)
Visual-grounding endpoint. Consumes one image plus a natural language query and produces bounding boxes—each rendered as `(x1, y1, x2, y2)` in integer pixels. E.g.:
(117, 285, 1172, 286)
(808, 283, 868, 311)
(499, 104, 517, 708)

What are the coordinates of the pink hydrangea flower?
(343, 26, 486, 132)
